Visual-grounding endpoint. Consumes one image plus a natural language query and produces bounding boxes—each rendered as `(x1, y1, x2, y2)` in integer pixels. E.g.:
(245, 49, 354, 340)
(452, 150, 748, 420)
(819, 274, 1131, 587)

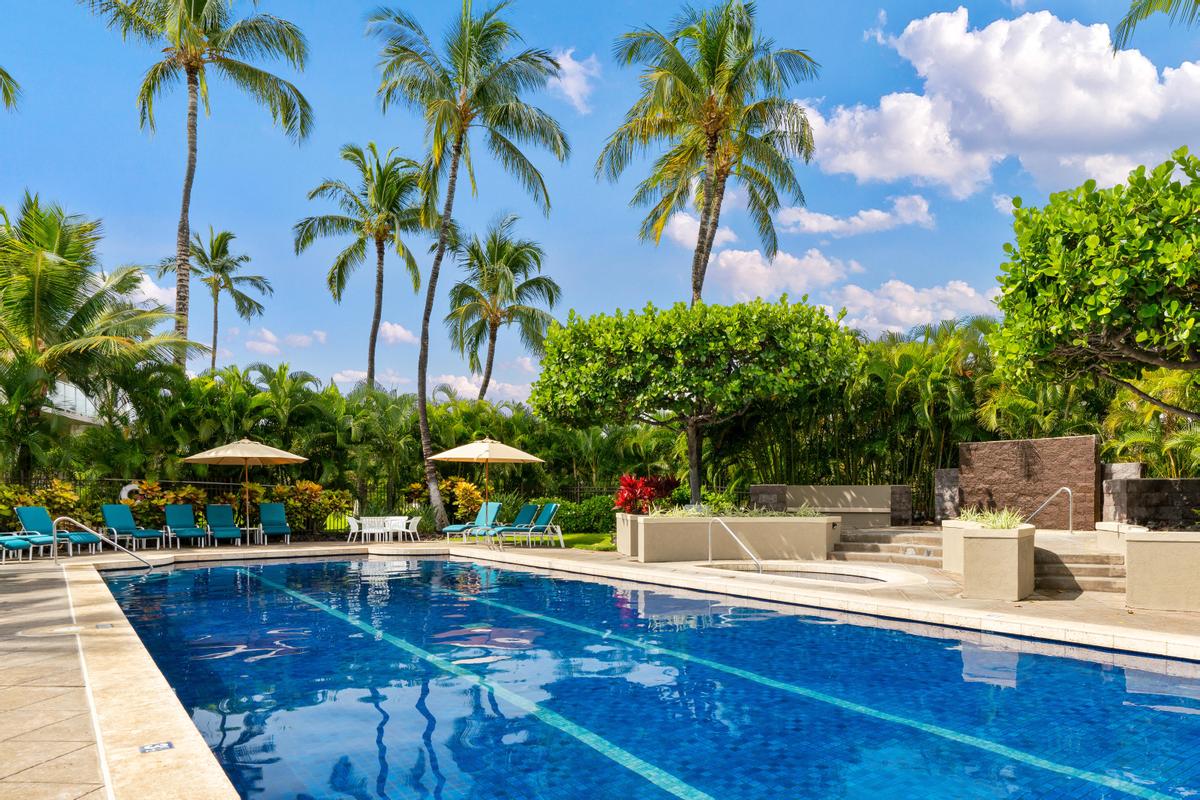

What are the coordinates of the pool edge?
(65, 543, 1200, 798)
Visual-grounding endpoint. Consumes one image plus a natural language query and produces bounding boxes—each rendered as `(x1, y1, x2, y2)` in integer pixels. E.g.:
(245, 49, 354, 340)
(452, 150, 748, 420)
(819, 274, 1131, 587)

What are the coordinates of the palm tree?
(294, 143, 423, 390)
(85, 0, 312, 360)
(368, 1, 570, 527)
(0, 192, 188, 478)
(444, 215, 559, 400)
(598, 0, 818, 304)
(160, 227, 272, 371)
(0, 65, 19, 109)
(1115, 1, 1200, 46)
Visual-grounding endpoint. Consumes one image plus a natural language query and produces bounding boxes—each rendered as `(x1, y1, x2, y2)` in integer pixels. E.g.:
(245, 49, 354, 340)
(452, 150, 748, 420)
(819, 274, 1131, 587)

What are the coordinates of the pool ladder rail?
(52, 515, 155, 571)
(1025, 486, 1073, 535)
(707, 517, 764, 574)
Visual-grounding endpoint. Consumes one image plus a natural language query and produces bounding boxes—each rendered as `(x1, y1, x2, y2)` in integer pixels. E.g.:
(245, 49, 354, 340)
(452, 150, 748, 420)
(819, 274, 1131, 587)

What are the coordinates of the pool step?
(840, 531, 944, 547)
(834, 541, 943, 558)
(828, 550, 943, 568)
(832, 528, 943, 570)
(1034, 548, 1127, 594)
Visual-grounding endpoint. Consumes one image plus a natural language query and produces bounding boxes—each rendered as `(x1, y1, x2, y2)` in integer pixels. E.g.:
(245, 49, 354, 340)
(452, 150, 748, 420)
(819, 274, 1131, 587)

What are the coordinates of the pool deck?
(3, 538, 1200, 799)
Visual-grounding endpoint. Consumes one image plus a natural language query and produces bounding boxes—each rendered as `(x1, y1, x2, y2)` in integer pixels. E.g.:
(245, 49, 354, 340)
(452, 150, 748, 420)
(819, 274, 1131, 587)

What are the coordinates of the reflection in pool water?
(106, 558, 1200, 800)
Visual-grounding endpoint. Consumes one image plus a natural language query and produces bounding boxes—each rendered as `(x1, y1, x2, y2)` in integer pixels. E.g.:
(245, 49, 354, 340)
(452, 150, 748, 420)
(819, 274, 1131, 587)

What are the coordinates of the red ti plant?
(614, 474, 680, 514)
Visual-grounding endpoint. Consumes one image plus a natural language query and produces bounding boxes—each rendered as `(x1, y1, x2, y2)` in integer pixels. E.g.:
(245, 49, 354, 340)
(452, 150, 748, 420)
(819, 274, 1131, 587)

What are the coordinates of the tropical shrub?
(994, 149, 1200, 419)
(532, 495, 616, 533)
(0, 480, 96, 529)
(614, 473, 679, 514)
(407, 477, 484, 523)
(532, 299, 858, 503)
(271, 480, 353, 533)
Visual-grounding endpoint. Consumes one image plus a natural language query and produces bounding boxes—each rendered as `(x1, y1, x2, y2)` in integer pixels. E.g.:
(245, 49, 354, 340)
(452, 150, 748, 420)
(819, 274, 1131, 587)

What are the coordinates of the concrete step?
(1034, 550, 1125, 566)
(834, 541, 942, 557)
(1035, 563, 1127, 578)
(828, 551, 943, 568)
(1035, 575, 1127, 593)
(840, 532, 944, 547)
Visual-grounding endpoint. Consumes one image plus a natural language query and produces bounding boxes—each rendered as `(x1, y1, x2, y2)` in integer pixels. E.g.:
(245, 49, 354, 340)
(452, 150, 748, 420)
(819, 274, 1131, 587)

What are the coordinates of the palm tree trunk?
(689, 137, 720, 306)
(685, 418, 702, 504)
(174, 67, 200, 364)
(697, 170, 730, 289)
(368, 236, 386, 389)
(477, 320, 499, 401)
(210, 286, 219, 372)
(417, 135, 464, 530)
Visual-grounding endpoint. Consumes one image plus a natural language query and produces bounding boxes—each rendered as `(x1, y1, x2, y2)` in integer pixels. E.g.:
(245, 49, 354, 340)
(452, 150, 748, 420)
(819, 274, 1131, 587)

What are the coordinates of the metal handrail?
(52, 516, 154, 570)
(1025, 486, 1073, 535)
(707, 517, 764, 574)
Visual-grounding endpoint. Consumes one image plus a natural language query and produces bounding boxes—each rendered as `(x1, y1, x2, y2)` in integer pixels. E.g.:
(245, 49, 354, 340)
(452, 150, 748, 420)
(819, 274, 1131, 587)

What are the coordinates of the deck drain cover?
(139, 742, 173, 754)
(95, 623, 113, 629)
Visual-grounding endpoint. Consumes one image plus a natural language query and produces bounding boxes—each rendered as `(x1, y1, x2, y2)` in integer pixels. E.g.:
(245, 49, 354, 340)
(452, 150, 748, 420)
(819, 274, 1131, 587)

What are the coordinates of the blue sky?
(3, 1, 1199, 399)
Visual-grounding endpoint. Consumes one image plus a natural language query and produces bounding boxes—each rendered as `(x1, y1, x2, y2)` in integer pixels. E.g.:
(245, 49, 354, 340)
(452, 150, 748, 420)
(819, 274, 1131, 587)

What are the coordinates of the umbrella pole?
(243, 461, 250, 542)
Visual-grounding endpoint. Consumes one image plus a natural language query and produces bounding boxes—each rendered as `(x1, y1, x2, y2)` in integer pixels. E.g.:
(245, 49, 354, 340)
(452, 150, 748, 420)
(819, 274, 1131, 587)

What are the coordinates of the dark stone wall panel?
(959, 435, 1100, 530)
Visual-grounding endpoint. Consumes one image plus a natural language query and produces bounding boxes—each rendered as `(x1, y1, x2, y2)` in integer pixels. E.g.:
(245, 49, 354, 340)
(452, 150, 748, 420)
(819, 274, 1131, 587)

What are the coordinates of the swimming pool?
(106, 558, 1200, 800)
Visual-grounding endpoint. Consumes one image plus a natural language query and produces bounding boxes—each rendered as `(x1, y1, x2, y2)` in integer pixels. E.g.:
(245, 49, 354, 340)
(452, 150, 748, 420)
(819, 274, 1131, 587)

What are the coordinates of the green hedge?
(530, 495, 615, 534)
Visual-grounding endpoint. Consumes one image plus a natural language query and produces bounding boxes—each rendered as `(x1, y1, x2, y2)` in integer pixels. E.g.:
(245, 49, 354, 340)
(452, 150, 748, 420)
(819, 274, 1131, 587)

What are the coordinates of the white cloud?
(284, 330, 326, 348)
(514, 356, 538, 374)
(809, 8, 1200, 194)
(711, 247, 863, 301)
(246, 327, 280, 356)
(664, 212, 737, 249)
(864, 9, 888, 45)
(831, 279, 1000, 334)
(380, 321, 418, 345)
(246, 340, 280, 356)
(778, 195, 934, 237)
(432, 374, 531, 402)
(332, 368, 409, 388)
(130, 274, 175, 308)
(992, 193, 1015, 215)
(547, 47, 601, 114)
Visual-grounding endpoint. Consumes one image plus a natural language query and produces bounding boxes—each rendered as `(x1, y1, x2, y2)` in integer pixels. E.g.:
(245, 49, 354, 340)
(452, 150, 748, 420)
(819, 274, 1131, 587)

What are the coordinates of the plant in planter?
(957, 506, 1026, 528)
(614, 473, 678, 515)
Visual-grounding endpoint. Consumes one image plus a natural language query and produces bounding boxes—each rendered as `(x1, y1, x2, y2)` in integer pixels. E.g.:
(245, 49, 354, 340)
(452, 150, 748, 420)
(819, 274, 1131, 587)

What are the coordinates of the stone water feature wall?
(1104, 479, 1200, 530)
(958, 435, 1102, 530)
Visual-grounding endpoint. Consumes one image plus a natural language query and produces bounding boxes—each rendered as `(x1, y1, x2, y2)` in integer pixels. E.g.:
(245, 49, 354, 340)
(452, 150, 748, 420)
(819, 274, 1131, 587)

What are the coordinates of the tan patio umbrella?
(430, 437, 543, 507)
(183, 439, 307, 527)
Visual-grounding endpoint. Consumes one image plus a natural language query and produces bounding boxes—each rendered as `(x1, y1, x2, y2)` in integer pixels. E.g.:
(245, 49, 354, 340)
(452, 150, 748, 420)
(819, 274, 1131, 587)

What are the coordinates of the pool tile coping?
(45, 542, 1200, 799)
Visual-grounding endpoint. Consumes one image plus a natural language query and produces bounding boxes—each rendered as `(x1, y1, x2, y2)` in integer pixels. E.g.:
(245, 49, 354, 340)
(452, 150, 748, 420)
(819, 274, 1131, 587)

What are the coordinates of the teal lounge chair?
(0, 534, 31, 563)
(442, 502, 500, 541)
(16, 505, 100, 556)
(164, 504, 208, 548)
(205, 505, 243, 546)
(490, 503, 563, 547)
(477, 503, 539, 544)
(101, 504, 164, 550)
(258, 503, 291, 544)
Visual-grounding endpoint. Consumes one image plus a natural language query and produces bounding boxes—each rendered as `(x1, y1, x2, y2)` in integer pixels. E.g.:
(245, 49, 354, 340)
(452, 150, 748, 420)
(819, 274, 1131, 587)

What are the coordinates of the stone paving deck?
(0, 567, 104, 800)
(3, 539, 1200, 798)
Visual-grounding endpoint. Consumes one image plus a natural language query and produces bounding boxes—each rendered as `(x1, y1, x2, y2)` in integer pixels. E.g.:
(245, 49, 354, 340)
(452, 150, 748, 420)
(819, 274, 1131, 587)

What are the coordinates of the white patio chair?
(402, 516, 422, 542)
(346, 517, 362, 543)
(384, 516, 408, 543)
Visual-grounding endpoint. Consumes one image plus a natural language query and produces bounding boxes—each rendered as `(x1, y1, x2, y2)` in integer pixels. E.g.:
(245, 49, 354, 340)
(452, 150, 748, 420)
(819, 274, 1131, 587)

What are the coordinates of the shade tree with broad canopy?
(530, 298, 859, 504)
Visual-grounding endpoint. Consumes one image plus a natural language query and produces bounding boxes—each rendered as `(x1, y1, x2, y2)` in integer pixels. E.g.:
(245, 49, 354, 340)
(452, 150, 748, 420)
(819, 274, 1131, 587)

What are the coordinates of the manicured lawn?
(561, 532, 615, 551)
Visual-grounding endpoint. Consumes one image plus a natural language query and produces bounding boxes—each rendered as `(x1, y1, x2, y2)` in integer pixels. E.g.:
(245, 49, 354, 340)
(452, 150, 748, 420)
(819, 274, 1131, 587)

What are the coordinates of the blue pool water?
(106, 558, 1200, 800)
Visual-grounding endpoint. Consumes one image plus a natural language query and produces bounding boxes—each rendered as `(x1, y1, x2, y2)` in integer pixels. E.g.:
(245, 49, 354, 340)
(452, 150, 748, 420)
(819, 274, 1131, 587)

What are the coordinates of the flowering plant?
(613, 474, 680, 515)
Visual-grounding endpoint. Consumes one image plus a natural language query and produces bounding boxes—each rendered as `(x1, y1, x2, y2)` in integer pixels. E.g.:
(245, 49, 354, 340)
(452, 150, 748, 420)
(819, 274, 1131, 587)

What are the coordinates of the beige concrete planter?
(1126, 531, 1200, 611)
(961, 523, 1036, 601)
(635, 515, 839, 563)
(939, 518, 982, 574)
(1094, 521, 1148, 555)
(615, 512, 639, 558)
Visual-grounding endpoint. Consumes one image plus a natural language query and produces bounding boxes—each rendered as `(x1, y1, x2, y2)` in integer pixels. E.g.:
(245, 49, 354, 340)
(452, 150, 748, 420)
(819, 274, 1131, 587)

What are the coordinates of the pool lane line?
(244, 571, 714, 800)
(445, 588, 1176, 800)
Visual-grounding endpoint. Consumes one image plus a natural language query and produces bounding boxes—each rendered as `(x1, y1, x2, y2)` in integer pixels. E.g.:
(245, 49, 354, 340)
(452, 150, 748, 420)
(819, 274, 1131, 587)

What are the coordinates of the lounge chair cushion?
(443, 502, 501, 533)
(101, 504, 163, 539)
(206, 505, 243, 539)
